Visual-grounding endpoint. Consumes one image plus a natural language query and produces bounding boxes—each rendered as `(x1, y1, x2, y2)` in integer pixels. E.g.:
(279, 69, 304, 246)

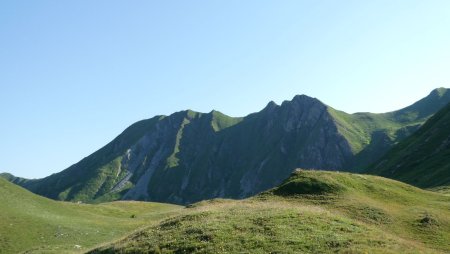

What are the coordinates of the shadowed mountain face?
(3, 88, 450, 204)
(368, 101, 450, 188)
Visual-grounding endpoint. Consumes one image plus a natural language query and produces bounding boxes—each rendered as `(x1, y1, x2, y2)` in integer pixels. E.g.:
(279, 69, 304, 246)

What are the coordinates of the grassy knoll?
(90, 170, 450, 254)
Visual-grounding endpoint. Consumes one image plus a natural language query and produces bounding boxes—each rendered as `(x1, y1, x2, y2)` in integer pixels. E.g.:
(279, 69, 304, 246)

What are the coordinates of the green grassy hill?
(89, 170, 450, 254)
(368, 102, 450, 188)
(0, 178, 182, 254)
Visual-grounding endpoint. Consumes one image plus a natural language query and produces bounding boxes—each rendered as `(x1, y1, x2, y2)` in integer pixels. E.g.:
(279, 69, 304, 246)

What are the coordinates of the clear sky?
(1, 1, 449, 178)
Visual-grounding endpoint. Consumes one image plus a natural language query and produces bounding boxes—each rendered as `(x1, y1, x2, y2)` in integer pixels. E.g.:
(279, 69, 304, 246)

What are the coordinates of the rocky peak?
(278, 94, 328, 132)
(261, 101, 279, 115)
(292, 94, 321, 103)
(281, 94, 325, 112)
(430, 87, 448, 97)
(265, 100, 278, 109)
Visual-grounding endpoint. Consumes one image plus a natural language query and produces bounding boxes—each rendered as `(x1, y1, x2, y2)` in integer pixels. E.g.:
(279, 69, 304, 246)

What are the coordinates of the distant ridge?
(368, 98, 450, 188)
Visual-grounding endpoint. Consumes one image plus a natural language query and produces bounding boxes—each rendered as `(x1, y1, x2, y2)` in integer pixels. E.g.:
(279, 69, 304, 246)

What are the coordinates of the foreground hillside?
(4, 88, 450, 205)
(90, 170, 450, 254)
(0, 178, 182, 254)
(369, 101, 450, 189)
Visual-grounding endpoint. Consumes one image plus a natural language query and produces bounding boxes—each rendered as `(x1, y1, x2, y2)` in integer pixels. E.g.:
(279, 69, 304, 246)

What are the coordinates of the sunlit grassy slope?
(0, 178, 182, 254)
(90, 170, 450, 254)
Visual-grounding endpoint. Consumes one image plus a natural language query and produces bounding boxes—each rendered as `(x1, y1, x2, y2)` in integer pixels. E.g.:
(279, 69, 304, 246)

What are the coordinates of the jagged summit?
(263, 100, 278, 110)
(280, 94, 322, 107)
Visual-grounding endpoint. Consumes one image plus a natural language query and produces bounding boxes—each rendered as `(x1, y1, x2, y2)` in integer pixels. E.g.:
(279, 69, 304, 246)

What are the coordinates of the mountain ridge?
(367, 99, 450, 188)
(3, 88, 450, 204)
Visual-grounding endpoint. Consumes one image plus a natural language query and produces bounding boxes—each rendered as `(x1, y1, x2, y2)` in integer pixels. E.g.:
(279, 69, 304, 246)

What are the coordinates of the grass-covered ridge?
(0, 178, 182, 254)
(328, 87, 450, 170)
(368, 101, 450, 188)
(90, 170, 450, 253)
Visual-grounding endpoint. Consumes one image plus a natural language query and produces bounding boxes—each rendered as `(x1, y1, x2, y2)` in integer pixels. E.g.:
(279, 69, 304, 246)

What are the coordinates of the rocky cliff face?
(115, 95, 353, 204)
(5, 88, 450, 204)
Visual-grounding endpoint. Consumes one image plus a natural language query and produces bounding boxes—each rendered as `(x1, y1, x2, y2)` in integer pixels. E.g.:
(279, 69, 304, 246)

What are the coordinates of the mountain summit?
(4, 88, 450, 204)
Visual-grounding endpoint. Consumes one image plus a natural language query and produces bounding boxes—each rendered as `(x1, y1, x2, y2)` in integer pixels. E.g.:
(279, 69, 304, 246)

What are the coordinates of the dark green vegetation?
(0, 177, 182, 254)
(89, 170, 450, 254)
(2, 88, 450, 205)
(368, 99, 450, 188)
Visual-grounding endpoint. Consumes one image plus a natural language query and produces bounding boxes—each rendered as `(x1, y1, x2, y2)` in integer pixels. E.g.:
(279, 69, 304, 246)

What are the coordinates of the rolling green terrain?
(0, 178, 182, 254)
(89, 170, 450, 253)
(368, 101, 450, 189)
(3, 88, 450, 205)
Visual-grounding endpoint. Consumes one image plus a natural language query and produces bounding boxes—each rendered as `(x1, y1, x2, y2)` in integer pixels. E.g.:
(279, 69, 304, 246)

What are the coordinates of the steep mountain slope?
(0, 177, 182, 254)
(3, 88, 450, 204)
(368, 101, 450, 188)
(89, 170, 450, 253)
(329, 87, 450, 170)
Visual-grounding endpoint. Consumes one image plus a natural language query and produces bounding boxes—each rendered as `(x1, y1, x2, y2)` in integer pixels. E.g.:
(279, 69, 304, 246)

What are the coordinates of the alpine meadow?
(1, 1, 450, 253)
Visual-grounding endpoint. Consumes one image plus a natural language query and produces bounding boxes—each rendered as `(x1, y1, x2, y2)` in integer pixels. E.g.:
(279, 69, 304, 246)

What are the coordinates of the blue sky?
(1, 1, 449, 178)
